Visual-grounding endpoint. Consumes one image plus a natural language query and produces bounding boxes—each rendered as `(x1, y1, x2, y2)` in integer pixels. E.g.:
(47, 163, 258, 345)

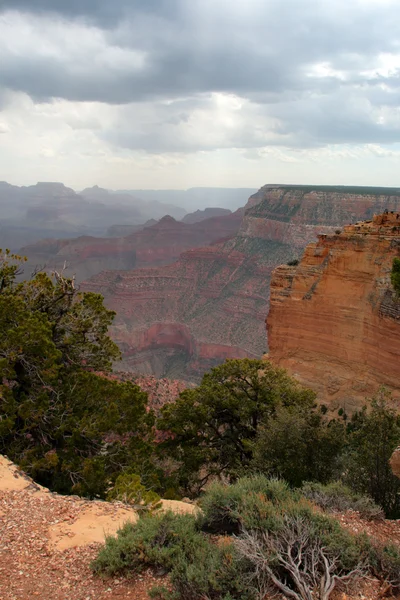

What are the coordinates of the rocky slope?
(20, 212, 242, 282)
(267, 212, 400, 411)
(82, 185, 400, 381)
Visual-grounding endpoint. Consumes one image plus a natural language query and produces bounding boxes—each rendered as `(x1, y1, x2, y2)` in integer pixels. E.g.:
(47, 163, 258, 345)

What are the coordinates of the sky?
(1, 0, 400, 190)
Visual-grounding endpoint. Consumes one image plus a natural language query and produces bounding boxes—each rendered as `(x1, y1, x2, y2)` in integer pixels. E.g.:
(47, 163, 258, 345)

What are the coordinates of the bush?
(92, 511, 254, 600)
(391, 257, 400, 295)
(235, 509, 369, 600)
(251, 405, 346, 487)
(287, 258, 299, 266)
(198, 476, 294, 534)
(370, 543, 400, 593)
(107, 473, 161, 512)
(301, 481, 384, 520)
(94, 476, 399, 600)
(343, 393, 400, 518)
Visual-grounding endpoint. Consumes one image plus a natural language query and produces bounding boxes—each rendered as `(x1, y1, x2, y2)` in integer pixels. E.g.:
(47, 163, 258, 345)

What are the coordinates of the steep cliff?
(267, 213, 400, 410)
(83, 186, 400, 381)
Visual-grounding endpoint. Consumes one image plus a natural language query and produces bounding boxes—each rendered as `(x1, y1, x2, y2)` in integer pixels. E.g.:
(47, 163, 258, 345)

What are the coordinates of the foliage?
(200, 477, 370, 600)
(251, 405, 345, 487)
(301, 481, 384, 520)
(107, 473, 161, 512)
(0, 251, 155, 496)
(391, 257, 400, 295)
(92, 511, 253, 600)
(157, 359, 316, 494)
(370, 543, 400, 593)
(287, 258, 299, 266)
(343, 391, 400, 518)
(94, 477, 372, 600)
(235, 511, 368, 600)
(198, 475, 295, 534)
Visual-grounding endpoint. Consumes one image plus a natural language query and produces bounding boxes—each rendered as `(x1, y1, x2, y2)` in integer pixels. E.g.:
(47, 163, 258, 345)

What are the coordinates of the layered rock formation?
(83, 185, 400, 381)
(20, 212, 242, 282)
(267, 212, 400, 410)
(82, 246, 264, 380)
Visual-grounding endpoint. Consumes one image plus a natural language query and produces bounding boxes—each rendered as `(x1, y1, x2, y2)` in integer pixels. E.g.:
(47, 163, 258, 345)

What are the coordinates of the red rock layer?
(21, 212, 242, 282)
(267, 213, 400, 411)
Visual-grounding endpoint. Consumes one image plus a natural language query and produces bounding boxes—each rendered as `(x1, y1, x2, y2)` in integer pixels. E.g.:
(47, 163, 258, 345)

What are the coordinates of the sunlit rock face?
(267, 213, 400, 411)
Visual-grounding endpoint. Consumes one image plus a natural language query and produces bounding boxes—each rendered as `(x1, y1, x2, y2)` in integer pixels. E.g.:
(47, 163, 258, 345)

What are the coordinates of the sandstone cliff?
(267, 212, 400, 411)
(83, 186, 400, 381)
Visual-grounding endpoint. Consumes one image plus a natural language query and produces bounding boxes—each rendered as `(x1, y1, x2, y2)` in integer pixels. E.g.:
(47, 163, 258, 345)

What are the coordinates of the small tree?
(251, 405, 345, 487)
(391, 257, 400, 295)
(0, 251, 155, 497)
(343, 390, 400, 518)
(157, 359, 316, 494)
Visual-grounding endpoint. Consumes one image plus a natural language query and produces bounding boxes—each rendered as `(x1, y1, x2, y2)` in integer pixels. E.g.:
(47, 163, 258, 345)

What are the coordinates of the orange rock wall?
(267, 213, 400, 411)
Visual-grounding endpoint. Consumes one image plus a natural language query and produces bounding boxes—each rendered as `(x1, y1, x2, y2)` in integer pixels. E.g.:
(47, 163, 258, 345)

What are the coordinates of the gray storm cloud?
(1, 0, 400, 153)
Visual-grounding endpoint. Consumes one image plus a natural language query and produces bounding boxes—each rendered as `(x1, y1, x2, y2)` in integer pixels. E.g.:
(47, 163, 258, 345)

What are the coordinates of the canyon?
(82, 185, 400, 381)
(20, 212, 242, 282)
(267, 212, 400, 411)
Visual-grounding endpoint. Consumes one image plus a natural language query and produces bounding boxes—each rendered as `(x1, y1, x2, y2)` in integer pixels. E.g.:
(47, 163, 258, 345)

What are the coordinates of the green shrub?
(391, 257, 400, 295)
(198, 476, 294, 534)
(301, 481, 384, 520)
(94, 476, 400, 600)
(234, 504, 371, 600)
(287, 258, 299, 266)
(251, 406, 346, 487)
(92, 511, 200, 576)
(107, 473, 161, 512)
(369, 543, 400, 593)
(92, 511, 254, 600)
(343, 394, 400, 518)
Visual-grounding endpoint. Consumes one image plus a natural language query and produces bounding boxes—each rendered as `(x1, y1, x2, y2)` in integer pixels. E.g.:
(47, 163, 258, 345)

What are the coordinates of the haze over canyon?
(11, 182, 400, 386)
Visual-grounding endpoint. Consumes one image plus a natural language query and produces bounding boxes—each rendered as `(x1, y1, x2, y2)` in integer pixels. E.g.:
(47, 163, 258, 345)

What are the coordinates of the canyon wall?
(83, 185, 400, 381)
(20, 212, 242, 282)
(267, 213, 400, 411)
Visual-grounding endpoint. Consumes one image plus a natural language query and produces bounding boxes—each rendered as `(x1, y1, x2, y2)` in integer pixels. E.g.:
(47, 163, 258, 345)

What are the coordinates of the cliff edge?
(267, 212, 400, 411)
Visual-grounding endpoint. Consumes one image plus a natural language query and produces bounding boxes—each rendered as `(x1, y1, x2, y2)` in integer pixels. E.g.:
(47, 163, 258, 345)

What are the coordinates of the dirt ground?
(0, 455, 194, 600)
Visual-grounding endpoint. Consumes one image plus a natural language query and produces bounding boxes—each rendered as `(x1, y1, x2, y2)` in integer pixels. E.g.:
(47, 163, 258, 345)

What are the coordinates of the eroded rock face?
(84, 186, 400, 380)
(267, 213, 400, 411)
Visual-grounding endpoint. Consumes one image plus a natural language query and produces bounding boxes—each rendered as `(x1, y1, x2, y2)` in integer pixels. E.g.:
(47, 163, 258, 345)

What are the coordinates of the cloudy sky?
(1, 0, 400, 189)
